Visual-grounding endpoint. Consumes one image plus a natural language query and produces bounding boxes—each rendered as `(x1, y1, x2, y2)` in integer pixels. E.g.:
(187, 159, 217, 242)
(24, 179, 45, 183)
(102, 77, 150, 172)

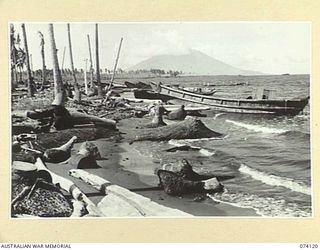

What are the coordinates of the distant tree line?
(18, 67, 183, 81)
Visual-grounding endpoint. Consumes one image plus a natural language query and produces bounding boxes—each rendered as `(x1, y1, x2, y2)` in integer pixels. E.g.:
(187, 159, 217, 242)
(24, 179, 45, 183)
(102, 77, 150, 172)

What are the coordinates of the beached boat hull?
(124, 81, 151, 89)
(133, 89, 174, 102)
(178, 87, 216, 96)
(149, 82, 309, 115)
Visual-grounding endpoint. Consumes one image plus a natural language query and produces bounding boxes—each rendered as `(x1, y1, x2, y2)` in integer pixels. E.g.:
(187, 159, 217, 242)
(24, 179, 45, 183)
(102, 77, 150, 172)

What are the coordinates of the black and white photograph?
(10, 22, 311, 218)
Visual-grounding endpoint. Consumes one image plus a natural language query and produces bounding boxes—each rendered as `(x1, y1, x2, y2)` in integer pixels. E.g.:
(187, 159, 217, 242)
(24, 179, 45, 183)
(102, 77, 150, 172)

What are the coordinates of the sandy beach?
(44, 117, 258, 217)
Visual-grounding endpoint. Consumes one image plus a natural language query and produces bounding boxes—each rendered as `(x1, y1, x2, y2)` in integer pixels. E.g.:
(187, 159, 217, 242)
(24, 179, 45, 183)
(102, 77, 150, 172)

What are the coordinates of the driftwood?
(140, 104, 166, 128)
(12, 121, 48, 135)
(131, 117, 222, 143)
(43, 136, 77, 163)
(67, 141, 101, 169)
(26, 105, 116, 130)
(69, 169, 192, 217)
(167, 105, 187, 120)
(157, 170, 222, 196)
(35, 127, 118, 149)
(156, 159, 224, 196)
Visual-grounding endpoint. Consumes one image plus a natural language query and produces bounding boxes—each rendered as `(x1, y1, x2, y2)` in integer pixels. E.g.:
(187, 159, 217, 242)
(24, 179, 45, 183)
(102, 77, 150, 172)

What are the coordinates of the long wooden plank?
(69, 169, 192, 217)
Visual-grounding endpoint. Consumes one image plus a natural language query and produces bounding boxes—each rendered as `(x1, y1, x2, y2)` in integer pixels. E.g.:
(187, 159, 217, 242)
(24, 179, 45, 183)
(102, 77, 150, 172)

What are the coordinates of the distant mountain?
(127, 49, 264, 75)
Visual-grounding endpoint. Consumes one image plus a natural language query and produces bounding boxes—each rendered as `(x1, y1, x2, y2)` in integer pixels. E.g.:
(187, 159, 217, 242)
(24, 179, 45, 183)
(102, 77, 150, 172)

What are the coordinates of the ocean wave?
(213, 113, 225, 120)
(199, 148, 216, 156)
(208, 190, 312, 217)
(239, 164, 311, 195)
(226, 120, 288, 134)
(279, 130, 310, 138)
(182, 136, 226, 142)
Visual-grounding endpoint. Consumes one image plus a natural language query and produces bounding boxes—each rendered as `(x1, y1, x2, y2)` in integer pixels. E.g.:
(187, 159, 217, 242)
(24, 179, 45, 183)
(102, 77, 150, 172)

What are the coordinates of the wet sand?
(46, 117, 258, 217)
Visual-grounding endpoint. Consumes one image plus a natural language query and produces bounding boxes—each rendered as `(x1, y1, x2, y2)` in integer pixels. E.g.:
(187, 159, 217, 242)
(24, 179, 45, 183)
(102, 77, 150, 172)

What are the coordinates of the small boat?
(177, 87, 216, 96)
(149, 82, 309, 115)
(124, 81, 151, 89)
(133, 89, 174, 102)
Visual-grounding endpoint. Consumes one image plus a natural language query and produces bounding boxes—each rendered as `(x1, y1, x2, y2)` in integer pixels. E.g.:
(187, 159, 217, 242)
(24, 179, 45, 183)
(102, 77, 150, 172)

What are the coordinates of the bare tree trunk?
(38, 32, 46, 90)
(87, 35, 94, 91)
(21, 23, 35, 97)
(95, 24, 103, 97)
(67, 23, 81, 102)
(48, 23, 66, 106)
(107, 37, 123, 91)
(30, 54, 33, 77)
(84, 59, 88, 94)
(61, 46, 66, 71)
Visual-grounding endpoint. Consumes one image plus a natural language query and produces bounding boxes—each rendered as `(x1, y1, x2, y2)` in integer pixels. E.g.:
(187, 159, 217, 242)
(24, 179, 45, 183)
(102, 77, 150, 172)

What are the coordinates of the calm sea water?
(130, 74, 311, 217)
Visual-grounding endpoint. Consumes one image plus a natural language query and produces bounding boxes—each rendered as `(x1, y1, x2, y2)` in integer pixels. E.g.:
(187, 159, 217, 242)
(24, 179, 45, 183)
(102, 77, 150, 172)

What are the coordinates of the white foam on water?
(183, 136, 225, 142)
(208, 190, 312, 217)
(226, 120, 288, 134)
(213, 113, 225, 120)
(239, 164, 311, 195)
(199, 148, 215, 156)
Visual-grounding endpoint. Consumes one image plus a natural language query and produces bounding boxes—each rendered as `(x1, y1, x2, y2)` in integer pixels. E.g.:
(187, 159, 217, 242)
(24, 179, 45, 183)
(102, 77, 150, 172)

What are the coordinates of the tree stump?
(131, 117, 222, 142)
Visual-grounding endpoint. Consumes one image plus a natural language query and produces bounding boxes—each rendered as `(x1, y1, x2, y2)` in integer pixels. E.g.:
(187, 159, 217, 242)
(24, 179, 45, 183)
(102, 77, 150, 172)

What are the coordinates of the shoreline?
(43, 117, 259, 217)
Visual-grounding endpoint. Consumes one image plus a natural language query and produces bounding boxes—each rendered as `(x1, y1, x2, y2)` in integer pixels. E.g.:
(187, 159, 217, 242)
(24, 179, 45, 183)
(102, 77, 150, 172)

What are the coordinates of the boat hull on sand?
(149, 82, 309, 115)
(133, 89, 174, 102)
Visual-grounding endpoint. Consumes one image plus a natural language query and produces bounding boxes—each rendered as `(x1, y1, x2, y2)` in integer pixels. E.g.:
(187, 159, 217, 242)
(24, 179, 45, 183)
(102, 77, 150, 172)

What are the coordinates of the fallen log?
(131, 117, 222, 143)
(43, 136, 77, 163)
(69, 169, 192, 217)
(157, 170, 223, 196)
(35, 127, 119, 149)
(35, 158, 102, 217)
(67, 141, 101, 169)
(26, 105, 116, 130)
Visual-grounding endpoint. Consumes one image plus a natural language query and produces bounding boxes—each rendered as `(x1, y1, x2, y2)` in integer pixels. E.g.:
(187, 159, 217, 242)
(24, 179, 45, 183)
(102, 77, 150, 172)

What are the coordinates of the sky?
(11, 22, 310, 75)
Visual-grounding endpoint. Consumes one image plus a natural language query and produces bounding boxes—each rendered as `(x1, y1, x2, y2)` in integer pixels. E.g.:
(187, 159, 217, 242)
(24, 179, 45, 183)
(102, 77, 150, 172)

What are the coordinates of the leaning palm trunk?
(21, 23, 35, 97)
(48, 24, 66, 106)
(67, 24, 81, 102)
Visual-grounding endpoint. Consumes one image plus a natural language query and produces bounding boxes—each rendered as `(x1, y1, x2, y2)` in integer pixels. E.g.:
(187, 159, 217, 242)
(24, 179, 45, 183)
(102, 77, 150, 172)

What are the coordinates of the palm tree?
(10, 24, 17, 89)
(21, 23, 35, 97)
(67, 24, 81, 102)
(48, 23, 66, 106)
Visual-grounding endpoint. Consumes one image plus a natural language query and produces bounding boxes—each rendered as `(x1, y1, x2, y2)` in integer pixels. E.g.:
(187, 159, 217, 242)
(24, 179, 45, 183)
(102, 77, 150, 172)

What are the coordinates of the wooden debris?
(167, 105, 187, 120)
(140, 104, 166, 128)
(131, 117, 223, 143)
(43, 136, 77, 163)
(69, 169, 192, 217)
